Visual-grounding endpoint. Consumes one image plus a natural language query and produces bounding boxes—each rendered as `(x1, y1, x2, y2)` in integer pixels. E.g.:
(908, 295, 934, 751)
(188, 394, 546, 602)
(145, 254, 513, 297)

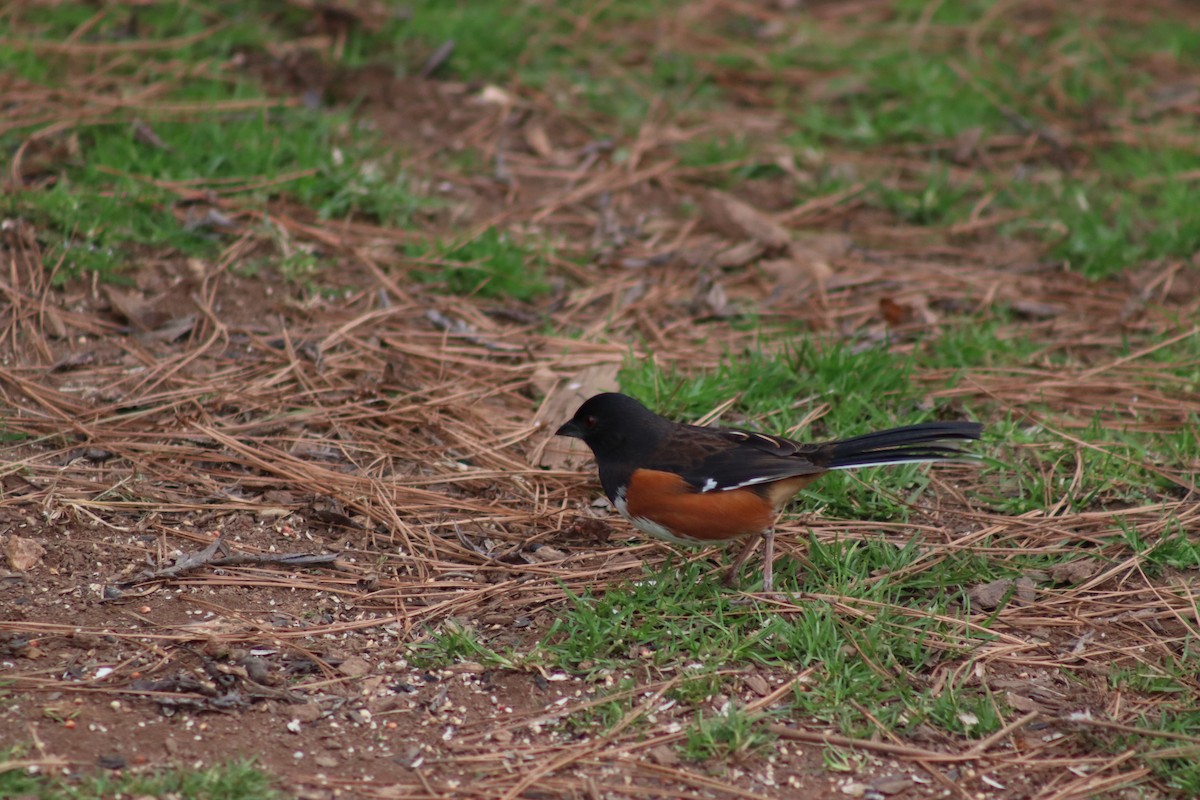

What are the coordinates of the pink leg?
(762, 528, 775, 593)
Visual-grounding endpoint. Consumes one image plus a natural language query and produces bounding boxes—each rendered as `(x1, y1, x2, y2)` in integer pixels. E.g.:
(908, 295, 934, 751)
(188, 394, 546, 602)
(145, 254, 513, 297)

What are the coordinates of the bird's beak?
(555, 419, 584, 438)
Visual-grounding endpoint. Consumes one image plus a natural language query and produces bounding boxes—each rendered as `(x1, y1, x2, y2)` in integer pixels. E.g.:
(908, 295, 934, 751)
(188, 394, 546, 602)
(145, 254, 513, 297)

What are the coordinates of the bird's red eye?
(585, 415, 598, 428)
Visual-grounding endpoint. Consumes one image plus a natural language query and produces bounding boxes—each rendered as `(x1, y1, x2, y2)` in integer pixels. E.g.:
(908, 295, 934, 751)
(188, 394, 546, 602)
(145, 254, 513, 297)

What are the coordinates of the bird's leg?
(761, 528, 774, 593)
(723, 533, 761, 588)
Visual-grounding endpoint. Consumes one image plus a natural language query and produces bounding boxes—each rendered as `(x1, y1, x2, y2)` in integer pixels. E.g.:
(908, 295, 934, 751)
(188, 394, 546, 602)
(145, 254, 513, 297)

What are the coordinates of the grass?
(410, 228, 550, 301)
(0, 753, 280, 800)
(541, 556, 1003, 742)
(683, 703, 775, 761)
(6, 102, 421, 280)
(2, 2, 422, 283)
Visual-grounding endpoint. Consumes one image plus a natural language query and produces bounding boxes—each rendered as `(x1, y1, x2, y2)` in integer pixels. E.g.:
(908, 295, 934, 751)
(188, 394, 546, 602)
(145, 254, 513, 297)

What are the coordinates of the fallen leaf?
(879, 297, 913, 325)
(1010, 299, 1062, 319)
(1005, 692, 1042, 713)
(337, 656, 373, 677)
(103, 286, 168, 331)
(526, 545, 566, 563)
(523, 122, 553, 158)
(880, 294, 938, 326)
(50, 351, 96, 373)
(647, 744, 679, 766)
(1051, 558, 1099, 585)
(953, 126, 984, 164)
(4, 535, 45, 571)
(744, 674, 771, 697)
(530, 366, 558, 398)
(760, 256, 832, 299)
(536, 363, 620, 470)
(713, 240, 765, 269)
(701, 281, 733, 317)
(701, 190, 791, 252)
(474, 85, 513, 106)
(968, 577, 1036, 610)
(870, 774, 913, 795)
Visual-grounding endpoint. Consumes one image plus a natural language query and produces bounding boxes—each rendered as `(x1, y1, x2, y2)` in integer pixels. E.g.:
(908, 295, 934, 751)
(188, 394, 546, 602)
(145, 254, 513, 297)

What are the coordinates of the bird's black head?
(555, 392, 663, 459)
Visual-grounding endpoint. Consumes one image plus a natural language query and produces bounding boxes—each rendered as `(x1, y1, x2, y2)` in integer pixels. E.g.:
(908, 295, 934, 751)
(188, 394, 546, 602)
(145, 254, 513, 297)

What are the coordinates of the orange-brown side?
(624, 469, 815, 542)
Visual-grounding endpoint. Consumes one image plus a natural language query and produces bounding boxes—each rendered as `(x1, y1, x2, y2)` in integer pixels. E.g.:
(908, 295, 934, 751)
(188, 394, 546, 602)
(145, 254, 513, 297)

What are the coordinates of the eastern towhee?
(557, 392, 982, 591)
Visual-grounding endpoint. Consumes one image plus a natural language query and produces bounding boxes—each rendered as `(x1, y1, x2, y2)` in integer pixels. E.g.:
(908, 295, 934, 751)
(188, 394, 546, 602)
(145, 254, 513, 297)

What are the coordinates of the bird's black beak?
(555, 419, 584, 438)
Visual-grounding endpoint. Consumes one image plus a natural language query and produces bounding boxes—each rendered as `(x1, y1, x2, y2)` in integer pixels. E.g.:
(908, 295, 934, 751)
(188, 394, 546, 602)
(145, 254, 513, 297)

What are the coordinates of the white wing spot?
(701, 478, 718, 492)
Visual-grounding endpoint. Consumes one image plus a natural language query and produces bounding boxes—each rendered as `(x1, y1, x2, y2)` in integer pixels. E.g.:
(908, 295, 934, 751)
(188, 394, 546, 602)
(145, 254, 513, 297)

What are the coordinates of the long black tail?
(825, 421, 983, 470)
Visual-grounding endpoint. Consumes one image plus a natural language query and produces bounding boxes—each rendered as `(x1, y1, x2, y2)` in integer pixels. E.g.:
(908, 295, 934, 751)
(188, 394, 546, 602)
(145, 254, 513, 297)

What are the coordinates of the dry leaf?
(4, 535, 45, 571)
(337, 656, 373, 677)
(713, 240, 765, 269)
(526, 545, 566, 563)
(474, 85, 513, 106)
(1011, 299, 1062, 319)
(968, 577, 1036, 610)
(701, 190, 791, 252)
(880, 294, 938, 326)
(523, 122, 553, 158)
(870, 775, 913, 795)
(103, 286, 168, 331)
(702, 281, 732, 317)
(760, 256, 832, 298)
(1005, 692, 1042, 713)
(879, 297, 913, 326)
(530, 366, 558, 398)
(1051, 558, 1099, 585)
(744, 674, 771, 697)
(647, 745, 679, 766)
(536, 363, 620, 470)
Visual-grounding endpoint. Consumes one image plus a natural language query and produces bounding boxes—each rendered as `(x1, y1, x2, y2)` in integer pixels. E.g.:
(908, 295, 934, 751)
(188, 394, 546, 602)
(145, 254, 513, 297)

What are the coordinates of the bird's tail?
(825, 421, 983, 471)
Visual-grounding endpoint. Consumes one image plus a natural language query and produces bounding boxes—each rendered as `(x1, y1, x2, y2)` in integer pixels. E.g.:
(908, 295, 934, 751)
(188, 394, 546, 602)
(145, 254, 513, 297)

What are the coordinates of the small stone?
(314, 755, 339, 768)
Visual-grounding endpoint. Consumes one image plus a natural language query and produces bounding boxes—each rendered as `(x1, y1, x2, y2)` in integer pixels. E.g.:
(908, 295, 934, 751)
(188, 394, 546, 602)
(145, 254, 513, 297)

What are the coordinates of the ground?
(2, 2, 1200, 799)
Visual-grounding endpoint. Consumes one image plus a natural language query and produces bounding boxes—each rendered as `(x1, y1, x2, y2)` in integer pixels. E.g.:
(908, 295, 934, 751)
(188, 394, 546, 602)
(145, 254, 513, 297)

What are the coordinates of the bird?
(555, 392, 982, 591)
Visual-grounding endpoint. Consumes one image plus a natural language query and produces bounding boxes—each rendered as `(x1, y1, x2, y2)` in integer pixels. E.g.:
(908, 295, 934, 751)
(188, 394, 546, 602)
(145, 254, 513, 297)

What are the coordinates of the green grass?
(407, 618, 521, 670)
(2, 2, 421, 283)
(683, 703, 775, 760)
(872, 166, 971, 226)
(761, 5, 1200, 277)
(540, 557, 1006, 741)
(409, 228, 550, 300)
(0, 753, 280, 800)
(677, 134, 786, 186)
(1108, 642, 1200, 795)
(5, 100, 419, 280)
